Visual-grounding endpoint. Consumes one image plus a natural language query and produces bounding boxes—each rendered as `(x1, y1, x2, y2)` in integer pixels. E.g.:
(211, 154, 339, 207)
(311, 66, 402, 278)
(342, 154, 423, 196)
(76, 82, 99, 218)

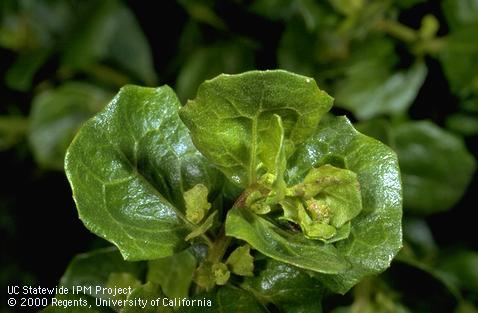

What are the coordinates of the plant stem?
(207, 227, 232, 264)
(376, 19, 417, 43)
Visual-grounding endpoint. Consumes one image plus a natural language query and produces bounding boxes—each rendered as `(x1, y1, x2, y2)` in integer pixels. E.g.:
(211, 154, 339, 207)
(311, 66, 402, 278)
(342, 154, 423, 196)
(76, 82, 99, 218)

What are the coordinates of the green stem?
(207, 227, 232, 264)
(376, 19, 417, 43)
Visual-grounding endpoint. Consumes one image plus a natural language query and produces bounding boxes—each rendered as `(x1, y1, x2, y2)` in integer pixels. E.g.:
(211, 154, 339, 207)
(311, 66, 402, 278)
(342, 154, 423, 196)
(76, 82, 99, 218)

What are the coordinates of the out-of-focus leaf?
(28, 82, 111, 170)
(147, 250, 196, 299)
(336, 61, 427, 120)
(358, 119, 476, 214)
(60, 247, 145, 300)
(278, 19, 317, 77)
(248, 0, 297, 20)
(177, 0, 226, 30)
(439, 26, 478, 96)
(437, 250, 478, 294)
(176, 41, 255, 103)
(242, 259, 324, 313)
(61, 0, 156, 84)
(5, 49, 50, 91)
(0, 116, 28, 150)
(402, 217, 436, 259)
(442, 0, 478, 30)
(446, 113, 478, 136)
(392, 121, 476, 214)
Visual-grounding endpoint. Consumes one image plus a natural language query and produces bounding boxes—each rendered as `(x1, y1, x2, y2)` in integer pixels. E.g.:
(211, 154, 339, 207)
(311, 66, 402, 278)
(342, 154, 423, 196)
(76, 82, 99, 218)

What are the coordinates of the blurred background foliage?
(1, 0, 477, 312)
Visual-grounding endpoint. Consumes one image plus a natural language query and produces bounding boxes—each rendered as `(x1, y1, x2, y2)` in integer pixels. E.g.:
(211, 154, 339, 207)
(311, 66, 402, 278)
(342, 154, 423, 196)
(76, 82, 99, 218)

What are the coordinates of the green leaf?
(121, 282, 174, 313)
(226, 206, 349, 274)
(29, 82, 111, 170)
(392, 121, 476, 214)
(65, 85, 223, 260)
(180, 70, 333, 187)
(184, 184, 211, 224)
(185, 211, 217, 242)
(176, 41, 255, 103)
(287, 116, 402, 293)
(437, 250, 478, 294)
(0, 116, 28, 150)
(40, 293, 114, 313)
(5, 49, 50, 91)
(439, 26, 478, 96)
(357, 119, 476, 214)
(442, 0, 478, 30)
(147, 249, 197, 299)
(446, 113, 478, 136)
(175, 286, 267, 313)
(242, 259, 324, 313)
(60, 247, 145, 300)
(61, 0, 156, 84)
(226, 245, 254, 277)
(336, 61, 427, 120)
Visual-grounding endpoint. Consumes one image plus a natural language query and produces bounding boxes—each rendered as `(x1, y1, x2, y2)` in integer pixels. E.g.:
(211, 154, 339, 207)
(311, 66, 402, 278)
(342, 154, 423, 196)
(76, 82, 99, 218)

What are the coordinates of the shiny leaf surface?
(65, 85, 222, 260)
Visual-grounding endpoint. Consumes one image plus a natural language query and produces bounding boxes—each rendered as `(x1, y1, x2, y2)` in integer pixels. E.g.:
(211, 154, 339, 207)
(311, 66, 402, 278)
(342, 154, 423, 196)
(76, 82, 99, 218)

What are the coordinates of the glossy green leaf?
(226, 206, 349, 274)
(65, 85, 222, 260)
(392, 121, 476, 214)
(175, 286, 267, 313)
(121, 282, 173, 313)
(40, 293, 114, 313)
(287, 116, 402, 293)
(176, 41, 255, 103)
(29, 82, 111, 170)
(60, 247, 145, 300)
(147, 249, 197, 299)
(242, 259, 324, 313)
(180, 70, 333, 187)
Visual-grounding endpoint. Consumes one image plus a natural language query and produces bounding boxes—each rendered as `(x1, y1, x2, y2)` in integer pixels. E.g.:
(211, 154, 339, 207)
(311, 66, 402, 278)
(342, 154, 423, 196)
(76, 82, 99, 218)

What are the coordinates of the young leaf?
(179, 70, 333, 187)
(287, 116, 402, 293)
(242, 259, 324, 313)
(147, 249, 197, 299)
(226, 245, 254, 277)
(184, 184, 211, 224)
(29, 82, 111, 170)
(65, 85, 222, 260)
